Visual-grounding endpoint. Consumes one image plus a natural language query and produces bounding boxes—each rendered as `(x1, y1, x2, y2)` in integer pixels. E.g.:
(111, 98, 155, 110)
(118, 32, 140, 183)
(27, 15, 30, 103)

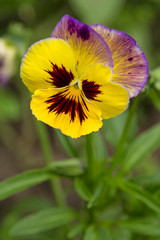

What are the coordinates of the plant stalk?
(86, 134, 96, 183)
(107, 93, 142, 175)
(35, 120, 66, 206)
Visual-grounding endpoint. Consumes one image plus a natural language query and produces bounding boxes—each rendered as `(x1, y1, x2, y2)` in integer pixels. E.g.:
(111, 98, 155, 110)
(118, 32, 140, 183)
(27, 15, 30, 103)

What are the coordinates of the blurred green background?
(0, 0, 160, 239)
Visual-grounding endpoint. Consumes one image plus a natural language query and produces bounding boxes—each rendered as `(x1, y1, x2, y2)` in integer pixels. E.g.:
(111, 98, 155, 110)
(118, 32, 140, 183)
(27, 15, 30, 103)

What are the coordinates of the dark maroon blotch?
(45, 62, 74, 88)
(78, 26, 90, 41)
(82, 80, 102, 101)
(45, 90, 88, 124)
(128, 57, 133, 61)
(138, 64, 145, 68)
(68, 18, 76, 35)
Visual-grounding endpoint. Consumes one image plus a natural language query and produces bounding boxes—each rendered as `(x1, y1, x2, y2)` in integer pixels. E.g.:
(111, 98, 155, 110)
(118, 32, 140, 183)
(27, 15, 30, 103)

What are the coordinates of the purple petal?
(51, 15, 113, 69)
(92, 25, 149, 97)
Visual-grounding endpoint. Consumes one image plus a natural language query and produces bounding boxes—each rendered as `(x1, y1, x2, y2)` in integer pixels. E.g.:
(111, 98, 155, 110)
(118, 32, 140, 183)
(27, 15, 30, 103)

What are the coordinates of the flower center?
(70, 79, 81, 90)
(45, 62, 101, 102)
(73, 82, 79, 89)
(44, 63, 103, 124)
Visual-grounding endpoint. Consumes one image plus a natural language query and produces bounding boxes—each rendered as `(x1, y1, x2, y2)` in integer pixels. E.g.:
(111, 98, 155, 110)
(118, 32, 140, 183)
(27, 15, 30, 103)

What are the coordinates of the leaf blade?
(10, 207, 77, 236)
(118, 180, 160, 214)
(122, 123, 160, 172)
(50, 159, 84, 177)
(119, 218, 160, 236)
(84, 225, 112, 240)
(74, 177, 92, 202)
(0, 168, 52, 200)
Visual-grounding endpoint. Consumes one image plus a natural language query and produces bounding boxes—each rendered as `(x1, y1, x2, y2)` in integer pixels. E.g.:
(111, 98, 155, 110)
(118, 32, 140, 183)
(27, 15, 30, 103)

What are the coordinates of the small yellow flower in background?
(21, 15, 148, 138)
(0, 38, 16, 86)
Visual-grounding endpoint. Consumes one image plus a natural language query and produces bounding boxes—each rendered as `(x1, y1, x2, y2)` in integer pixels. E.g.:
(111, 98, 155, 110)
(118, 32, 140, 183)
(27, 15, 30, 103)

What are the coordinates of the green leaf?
(133, 172, 160, 187)
(84, 225, 96, 240)
(0, 197, 52, 240)
(98, 205, 122, 222)
(104, 112, 127, 147)
(84, 225, 112, 240)
(10, 207, 77, 236)
(0, 168, 52, 200)
(147, 88, 160, 111)
(0, 160, 85, 201)
(91, 133, 108, 178)
(122, 123, 160, 173)
(87, 182, 104, 208)
(0, 161, 84, 201)
(93, 132, 107, 161)
(119, 217, 160, 236)
(96, 226, 112, 240)
(150, 66, 160, 91)
(111, 228, 131, 240)
(74, 177, 92, 202)
(118, 180, 160, 214)
(67, 223, 86, 239)
(50, 159, 84, 177)
(104, 110, 137, 147)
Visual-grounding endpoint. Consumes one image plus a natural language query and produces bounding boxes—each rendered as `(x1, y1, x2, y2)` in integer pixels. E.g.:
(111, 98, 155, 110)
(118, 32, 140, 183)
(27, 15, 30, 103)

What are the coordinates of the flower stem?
(55, 129, 79, 158)
(86, 134, 95, 183)
(35, 120, 66, 206)
(85, 134, 97, 225)
(107, 93, 142, 175)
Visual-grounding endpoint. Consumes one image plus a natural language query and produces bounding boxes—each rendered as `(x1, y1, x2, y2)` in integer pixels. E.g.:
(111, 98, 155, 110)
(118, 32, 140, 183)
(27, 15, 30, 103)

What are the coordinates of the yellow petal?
(31, 87, 102, 138)
(82, 64, 129, 119)
(21, 38, 76, 93)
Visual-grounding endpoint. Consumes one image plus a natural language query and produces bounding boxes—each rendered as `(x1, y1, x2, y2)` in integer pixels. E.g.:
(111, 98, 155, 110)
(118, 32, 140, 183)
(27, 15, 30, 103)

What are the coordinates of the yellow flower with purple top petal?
(20, 15, 148, 138)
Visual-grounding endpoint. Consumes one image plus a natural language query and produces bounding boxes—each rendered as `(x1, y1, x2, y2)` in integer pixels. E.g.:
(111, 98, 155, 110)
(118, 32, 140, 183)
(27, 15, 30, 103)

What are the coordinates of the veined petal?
(51, 15, 113, 74)
(82, 64, 129, 119)
(91, 25, 149, 97)
(31, 87, 102, 138)
(20, 38, 76, 93)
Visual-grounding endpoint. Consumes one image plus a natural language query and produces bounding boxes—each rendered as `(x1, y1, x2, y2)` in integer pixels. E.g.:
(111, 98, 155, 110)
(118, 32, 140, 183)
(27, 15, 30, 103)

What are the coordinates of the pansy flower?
(21, 15, 148, 138)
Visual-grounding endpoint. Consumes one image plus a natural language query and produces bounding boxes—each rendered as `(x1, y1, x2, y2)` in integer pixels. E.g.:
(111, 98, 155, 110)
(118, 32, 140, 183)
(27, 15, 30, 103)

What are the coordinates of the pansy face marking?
(82, 80, 102, 101)
(21, 15, 148, 138)
(45, 62, 74, 88)
(45, 89, 88, 124)
(44, 61, 102, 124)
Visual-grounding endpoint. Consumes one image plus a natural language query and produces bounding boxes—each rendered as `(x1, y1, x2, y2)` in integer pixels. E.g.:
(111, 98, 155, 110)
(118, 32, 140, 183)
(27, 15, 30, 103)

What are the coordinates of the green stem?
(107, 94, 142, 175)
(86, 134, 97, 224)
(86, 134, 95, 182)
(55, 129, 79, 158)
(35, 120, 66, 206)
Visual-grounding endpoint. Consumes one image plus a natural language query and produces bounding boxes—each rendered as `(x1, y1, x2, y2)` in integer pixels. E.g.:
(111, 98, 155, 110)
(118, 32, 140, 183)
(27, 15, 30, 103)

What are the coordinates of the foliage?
(0, 0, 160, 240)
